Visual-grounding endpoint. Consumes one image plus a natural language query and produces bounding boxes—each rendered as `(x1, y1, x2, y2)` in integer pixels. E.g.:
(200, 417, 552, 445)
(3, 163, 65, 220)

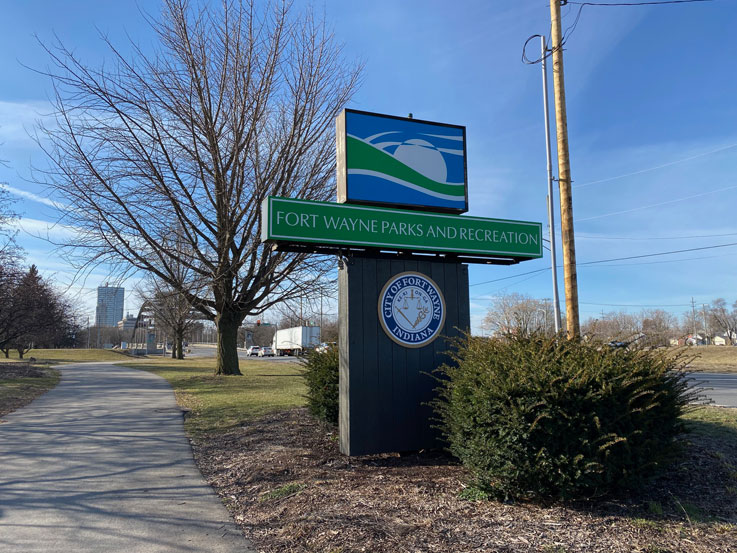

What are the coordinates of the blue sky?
(1, 0, 736, 332)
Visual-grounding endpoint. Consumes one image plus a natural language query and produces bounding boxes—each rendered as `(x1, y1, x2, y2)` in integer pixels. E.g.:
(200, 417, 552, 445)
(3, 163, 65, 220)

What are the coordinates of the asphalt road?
(185, 344, 298, 363)
(0, 362, 254, 553)
(183, 345, 737, 406)
(689, 372, 737, 408)
(184, 345, 737, 406)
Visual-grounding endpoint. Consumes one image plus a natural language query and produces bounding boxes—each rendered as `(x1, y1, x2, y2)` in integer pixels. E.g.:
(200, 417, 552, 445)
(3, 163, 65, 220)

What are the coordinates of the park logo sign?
(336, 109, 468, 213)
(262, 110, 541, 263)
(260, 108, 544, 455)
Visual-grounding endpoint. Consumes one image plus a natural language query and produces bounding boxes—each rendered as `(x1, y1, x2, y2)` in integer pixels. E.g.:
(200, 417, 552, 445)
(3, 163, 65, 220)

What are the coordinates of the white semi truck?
(272, 326, 321, 356)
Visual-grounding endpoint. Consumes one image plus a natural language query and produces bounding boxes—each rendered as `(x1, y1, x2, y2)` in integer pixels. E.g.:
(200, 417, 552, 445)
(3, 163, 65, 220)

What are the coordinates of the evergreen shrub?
(302, 346, 339, 425)
(431, 335, 697, 500)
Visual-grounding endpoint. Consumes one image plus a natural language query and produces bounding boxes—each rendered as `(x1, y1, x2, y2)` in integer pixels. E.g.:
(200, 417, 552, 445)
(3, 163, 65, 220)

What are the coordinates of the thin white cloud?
(2, 184, 65, 209)
(12, 217, 80, 240)
(0, 100, 54, 145)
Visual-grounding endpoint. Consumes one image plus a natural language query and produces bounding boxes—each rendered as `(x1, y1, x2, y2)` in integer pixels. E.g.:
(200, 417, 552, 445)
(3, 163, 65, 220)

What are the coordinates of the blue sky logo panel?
(337, 109, 468, 213)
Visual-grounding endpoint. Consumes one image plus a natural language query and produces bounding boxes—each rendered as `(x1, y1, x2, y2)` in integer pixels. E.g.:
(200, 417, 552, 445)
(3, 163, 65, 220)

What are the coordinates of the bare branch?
(36, 0, 361, 373)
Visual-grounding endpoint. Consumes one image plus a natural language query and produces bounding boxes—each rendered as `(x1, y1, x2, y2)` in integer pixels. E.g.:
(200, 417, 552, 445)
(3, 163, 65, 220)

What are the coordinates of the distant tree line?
(483, 293, 737, 346)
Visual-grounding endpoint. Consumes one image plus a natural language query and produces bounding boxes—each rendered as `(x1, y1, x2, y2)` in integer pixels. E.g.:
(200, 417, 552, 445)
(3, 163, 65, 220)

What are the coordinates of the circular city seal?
(378, 272, 446, 348)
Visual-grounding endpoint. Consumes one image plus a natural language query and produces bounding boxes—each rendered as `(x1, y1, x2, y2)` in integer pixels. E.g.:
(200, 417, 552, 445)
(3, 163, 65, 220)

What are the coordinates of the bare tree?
(681, 308, 700, 338)
(482, 293, 555, 337)
(320, 316, 338, 343)
(640, 309, 678, 347)
(582, 309, 677, 346)
(37, 0, 361, 374)
(0, 186, 23, 268)
(137, 275, 200, 359)
(582, 311, 638, 342)
(709, 298, 737, 345)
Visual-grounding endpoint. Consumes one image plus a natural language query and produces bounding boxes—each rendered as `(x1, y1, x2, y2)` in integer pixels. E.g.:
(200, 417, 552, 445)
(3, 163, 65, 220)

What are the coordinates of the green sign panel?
(261, 197, 542, 259)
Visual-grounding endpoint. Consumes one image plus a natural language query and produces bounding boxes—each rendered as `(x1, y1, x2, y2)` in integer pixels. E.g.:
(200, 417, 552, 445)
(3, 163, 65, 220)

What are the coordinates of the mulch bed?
(192, 409, 737, 553)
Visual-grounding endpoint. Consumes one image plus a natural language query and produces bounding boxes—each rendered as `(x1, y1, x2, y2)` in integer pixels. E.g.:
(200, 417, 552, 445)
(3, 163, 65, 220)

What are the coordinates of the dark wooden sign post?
(339, 256, 469, 455)
(262, 110, 542, 456)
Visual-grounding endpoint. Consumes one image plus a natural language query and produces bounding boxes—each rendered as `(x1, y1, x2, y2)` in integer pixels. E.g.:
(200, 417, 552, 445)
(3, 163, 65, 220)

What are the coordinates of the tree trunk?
(17, 348, 24, 359)
(2, 349, 8, 358)
(215, 312, 242, 375)
(171, 340, 177, 359)
(176, 330, 184, 360)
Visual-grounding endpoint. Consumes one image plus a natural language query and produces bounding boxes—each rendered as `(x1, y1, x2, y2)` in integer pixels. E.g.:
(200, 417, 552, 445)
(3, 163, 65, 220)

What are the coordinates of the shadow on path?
(0, 362, 253, 553)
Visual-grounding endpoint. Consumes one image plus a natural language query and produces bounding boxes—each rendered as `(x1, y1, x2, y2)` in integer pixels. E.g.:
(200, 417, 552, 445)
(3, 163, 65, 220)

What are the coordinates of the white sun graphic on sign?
(392, 138, 447, 183)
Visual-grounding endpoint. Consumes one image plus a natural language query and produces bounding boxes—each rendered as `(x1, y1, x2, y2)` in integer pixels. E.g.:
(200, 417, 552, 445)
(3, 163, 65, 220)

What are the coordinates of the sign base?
(338, 256, 470, 456)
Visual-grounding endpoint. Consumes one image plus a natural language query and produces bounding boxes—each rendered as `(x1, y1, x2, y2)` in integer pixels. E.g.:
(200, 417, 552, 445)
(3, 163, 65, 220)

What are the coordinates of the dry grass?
(124, 357, 305, 437)
(678, 346, 737, 374)
(3, 348, 133, 364)
(0, 362, 60, 418)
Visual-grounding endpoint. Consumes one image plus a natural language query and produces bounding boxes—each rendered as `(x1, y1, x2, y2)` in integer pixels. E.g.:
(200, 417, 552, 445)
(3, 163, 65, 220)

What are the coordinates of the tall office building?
(95, 285, 125, 327)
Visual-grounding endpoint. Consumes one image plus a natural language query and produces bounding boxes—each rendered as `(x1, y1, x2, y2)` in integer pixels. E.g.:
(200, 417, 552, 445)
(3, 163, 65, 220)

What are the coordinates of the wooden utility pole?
(549, 0, 580, 338)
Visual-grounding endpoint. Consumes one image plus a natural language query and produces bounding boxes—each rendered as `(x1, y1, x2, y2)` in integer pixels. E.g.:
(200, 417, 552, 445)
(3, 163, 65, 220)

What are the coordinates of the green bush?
(431, 335, 697, 500)
(301, 346, 339, 425)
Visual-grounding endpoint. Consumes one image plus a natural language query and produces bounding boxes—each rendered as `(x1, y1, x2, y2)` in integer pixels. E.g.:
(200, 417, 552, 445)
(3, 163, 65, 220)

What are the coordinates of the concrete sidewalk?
(0, 362, 255, 553)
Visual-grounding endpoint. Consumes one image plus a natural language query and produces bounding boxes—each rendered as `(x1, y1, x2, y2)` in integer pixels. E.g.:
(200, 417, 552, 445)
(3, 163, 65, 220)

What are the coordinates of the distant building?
(685, 333, 706, 346)
(118, 312, 137, 332)
(96, 285, 124, 327)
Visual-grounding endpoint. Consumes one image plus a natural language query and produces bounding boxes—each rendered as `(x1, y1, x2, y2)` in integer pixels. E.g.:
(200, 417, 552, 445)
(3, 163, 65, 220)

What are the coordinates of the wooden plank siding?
(339, 256, 470, 456)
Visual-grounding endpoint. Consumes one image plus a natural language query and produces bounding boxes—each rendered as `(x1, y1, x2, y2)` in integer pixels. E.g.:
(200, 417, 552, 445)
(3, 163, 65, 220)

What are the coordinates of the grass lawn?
(124, 357, 306, 437)
(683, 403, 737, 439)
(3, 348, 133, 364)
(680, 345, 737, 373)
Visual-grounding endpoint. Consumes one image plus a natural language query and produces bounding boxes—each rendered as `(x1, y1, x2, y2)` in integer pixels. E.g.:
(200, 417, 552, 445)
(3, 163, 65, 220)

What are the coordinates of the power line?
(470, 241, 737, 288)
(575, 185, 737, 222)
(470, 267, 549, 288)
(580, 301, 691, 307)
(566, 1, 711, 6)
(578, 231, 737, 241)
(473, 298, 695, 307)
(579, 253, 727, 267)
(573, 143, 737, 189)
(556, 0, 713, 63)
(580, 241, 737, 265)
(520, 1, 709, 64)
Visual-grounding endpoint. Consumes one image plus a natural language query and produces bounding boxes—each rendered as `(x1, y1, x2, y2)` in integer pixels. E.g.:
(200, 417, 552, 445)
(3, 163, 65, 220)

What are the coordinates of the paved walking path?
(0, 362, 255, 553)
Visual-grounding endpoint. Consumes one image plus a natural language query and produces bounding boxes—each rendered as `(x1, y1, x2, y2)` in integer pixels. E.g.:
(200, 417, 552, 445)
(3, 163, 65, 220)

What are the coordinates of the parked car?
(246, 346, 261, 356)
(608, 341, 628, 349)
(258, 346, 275, 357)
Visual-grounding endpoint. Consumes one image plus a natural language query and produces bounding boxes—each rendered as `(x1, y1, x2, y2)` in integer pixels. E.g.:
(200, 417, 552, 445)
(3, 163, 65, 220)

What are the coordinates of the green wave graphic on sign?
(346, 135, 466, 199)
